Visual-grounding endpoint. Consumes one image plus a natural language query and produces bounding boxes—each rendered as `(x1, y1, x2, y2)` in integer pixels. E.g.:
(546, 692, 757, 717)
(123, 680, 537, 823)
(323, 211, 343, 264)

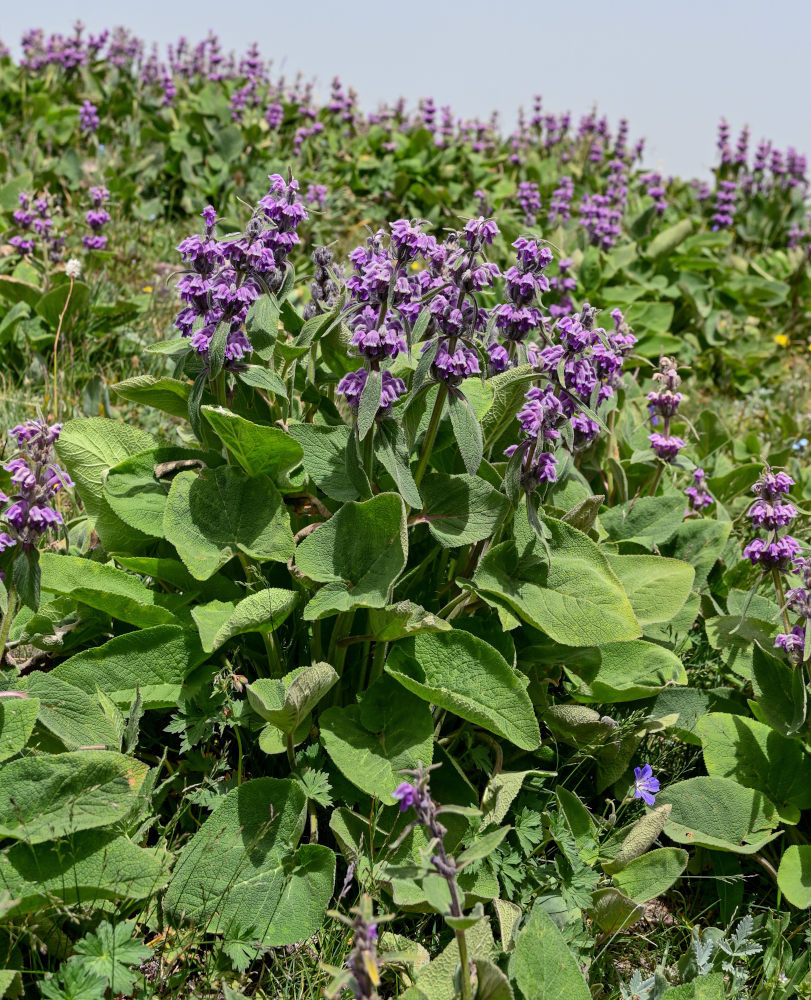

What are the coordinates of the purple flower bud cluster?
(711, 180, 736, 231)
(743, 469, 803, 573)
(78, 99, 100, 134)
(1, 420, 72, 556)
(717, 118, 733, 166)
(685, 467, 713, 512)
(517, 181, 541, 226)
(548, 176, 574, 225)
(305, 183, 327, 209)
(490, 238, 552, 359)
(506, 304, 636, 487)
(302, 246, 343, 320)
(174, 176, 307, 367)
(83, 185, 111, 252)
(10, 191, 65, 262)
(640, 172, 667, 215)
(776, 560, 811, 662)
(579, 192, 622, 250)
(647, 357, 686, 463)
(546, 258, 576, 321)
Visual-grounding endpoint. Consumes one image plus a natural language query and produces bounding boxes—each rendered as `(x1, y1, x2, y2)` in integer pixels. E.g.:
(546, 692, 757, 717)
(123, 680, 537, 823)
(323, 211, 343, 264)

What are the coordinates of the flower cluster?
(1, 420, 72, 556)
(711, 179, 736, 230)
(83, 185, 111, 251)
(640, 171, 667, 215)
(648, 357, 686, 463)
(302, 246, 343, 320)
(548, 176, 574, 225)
(10, 191, 65, 262)
(685, 467, 713, 512)
(516, 181, 541, 226)
(506, 304, 636, 489)
(547, 257, 576, 320)
(78, 99, 100, 134)
(775, 560, 810, 663)
(174, 175, 308, 366)
(491, 237, 552, 358)
(743, 469, 802, 573)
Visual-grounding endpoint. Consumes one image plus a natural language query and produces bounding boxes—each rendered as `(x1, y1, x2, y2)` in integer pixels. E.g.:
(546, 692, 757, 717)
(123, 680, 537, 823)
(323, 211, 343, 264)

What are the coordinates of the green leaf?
(510, 903, 591, 1000)
(0, 830, 168, 916)
(473, 517, 640, 646)
(612, 847, 688, 902)
(55, 418, 156, 518)
(601, 804, 673, 873)
(658, 776, 780, 854)
(236, 364, 288, 399)
(646, 218, 694, 258)
(448, 391, 483, 475)
(163, 778, 335, 946)
(589, 887, 646, 934)
(248, 662, 338, 734)
(12, 548, 40, 610)
(192, 589, 297, 653)
(661, 519, 732, 589)
(567, 639, 686, 703)
(457, 827, 510, 868)
(697, 712, 811, 823)
(777, 845, 811, 909)
(473, 959, 514, 1000)
(368, 601, 451, 641)
(0, 697, 39, 761)
(407, 919, 497, 1000)
(40, 553, 183, 627)
(483, 771, 548, 826)
(386, 631, 540, 750)
(202, 407, 303, 486)
(600, 494, 686, 549)
(104, 446, 220, 538)
(72, 920, 151, 995)
(419, 473, 509, 547)
(320, 675, 433, 803)
(751, 643, 807, 737)
(164, 467, 294, 580)
(357, 368, 382, 440)
(40, 962, 107, 1000)
(50, 625, 208, 708)
(375, 419, 421, 508)
(287, 423, 358, 501)
(25, 674, 122, 750)
(606, 554, 695, 625)
(295, 493, 408, 619)
(0, 751, 149, 843)
(112, 375, 194, 419)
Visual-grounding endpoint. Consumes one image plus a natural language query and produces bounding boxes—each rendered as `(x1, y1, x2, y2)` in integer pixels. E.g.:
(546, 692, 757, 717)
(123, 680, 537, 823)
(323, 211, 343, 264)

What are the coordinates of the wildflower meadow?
(0, 23, 810, 1000)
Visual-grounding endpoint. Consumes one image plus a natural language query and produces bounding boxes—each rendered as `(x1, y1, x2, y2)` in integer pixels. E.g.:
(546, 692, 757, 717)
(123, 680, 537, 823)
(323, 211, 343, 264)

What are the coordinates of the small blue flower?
(633, 764, 660, 806)
(792, 438, 808, 452)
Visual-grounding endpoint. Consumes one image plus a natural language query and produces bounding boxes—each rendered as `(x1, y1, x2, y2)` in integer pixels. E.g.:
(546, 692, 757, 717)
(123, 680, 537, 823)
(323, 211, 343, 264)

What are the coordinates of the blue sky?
(3, 0, 810, 179)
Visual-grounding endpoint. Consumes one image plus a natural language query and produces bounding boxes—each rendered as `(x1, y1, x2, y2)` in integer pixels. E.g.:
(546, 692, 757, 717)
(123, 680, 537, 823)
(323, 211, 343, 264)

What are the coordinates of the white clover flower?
(65, 257, 82, 279)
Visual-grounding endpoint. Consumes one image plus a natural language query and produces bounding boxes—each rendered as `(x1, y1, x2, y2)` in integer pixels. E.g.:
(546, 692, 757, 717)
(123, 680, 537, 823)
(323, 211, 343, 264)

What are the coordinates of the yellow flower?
(142, 285, 153, 293)
(774, 334, 789, 347)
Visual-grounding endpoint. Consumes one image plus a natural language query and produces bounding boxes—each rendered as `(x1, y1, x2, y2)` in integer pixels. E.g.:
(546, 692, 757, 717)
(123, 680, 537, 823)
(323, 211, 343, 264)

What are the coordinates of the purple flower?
(78, 99, 100, 134)
(463, 216, 499, 248)
(649, 433, 686, 463)
(775, 625, 806, 658)
(517, 181, 541, 226)
(685, 468, 713, 512)
(200, 205, 217, 229)
(743, 535, 802, 570)
(392, 781, 417, 812)
(633, 764, 660, 806)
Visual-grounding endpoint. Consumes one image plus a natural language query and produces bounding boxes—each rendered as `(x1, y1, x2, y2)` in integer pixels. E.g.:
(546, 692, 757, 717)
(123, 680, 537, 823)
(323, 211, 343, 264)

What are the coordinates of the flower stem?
(0, 582, 17, 667)
(367, 638, 388, 687)
(455, 929, 472, 1000)
(286, 731, 296, 770)
(772, 568, 793, 636)
(52, 276, 74, 422)
(414, 384, 448, 487)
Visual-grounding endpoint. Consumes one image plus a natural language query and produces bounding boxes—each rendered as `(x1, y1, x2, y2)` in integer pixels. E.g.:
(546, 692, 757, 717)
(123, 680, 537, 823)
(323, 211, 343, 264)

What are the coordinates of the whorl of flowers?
(174, 175, 307, 367)
(685, 468, 713, 512)
(83, 185, 111, 251)
(9, 191, 65, 262)
(517, 181, 541, 227)
(548, 176, 574, 225)
(640, 171, 667, 215)
(743, 469, 802, 572)
(647, 357, 686, 463)
(78, 99, 100, 134)
(711, 180, 736, 231)
(548, 257, 576, 320)
(1, 420, 72, 557)
(302, 246, 343, 320)
(775, 559, 810, 663)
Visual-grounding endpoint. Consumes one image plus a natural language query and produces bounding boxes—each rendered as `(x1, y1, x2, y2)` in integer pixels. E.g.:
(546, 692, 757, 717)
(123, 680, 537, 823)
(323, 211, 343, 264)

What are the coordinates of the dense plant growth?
(0, 24, 811, 1000)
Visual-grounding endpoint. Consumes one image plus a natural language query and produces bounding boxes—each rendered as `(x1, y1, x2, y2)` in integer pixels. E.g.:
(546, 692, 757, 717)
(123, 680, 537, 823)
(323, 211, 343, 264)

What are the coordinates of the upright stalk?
(51, 276, 74, 422)
(0, 583, 18, 666)
(414, 385, 448, 487)
(772, 568, 793, 637)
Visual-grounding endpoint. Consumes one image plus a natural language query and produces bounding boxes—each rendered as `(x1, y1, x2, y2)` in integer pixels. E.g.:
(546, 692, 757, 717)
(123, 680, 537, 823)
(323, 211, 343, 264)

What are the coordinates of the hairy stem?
(414, 384, 448, 487)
